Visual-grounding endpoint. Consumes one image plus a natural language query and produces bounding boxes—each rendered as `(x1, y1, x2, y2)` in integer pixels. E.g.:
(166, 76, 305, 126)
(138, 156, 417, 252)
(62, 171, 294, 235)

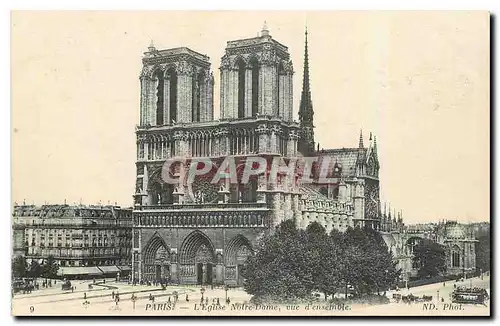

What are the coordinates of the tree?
(28, 260, 42, 278)
(41, 256, 59, 279)
(342, 227, 400, 295)
(243, 222, 401, 302)
(243, 220, 313, 301)
(304, 222, 342, 300)
(362, 227, 401, 293)
(475, 229, 490, 272)
(412, 239, 447, 279)
(12, 255, 27, 278)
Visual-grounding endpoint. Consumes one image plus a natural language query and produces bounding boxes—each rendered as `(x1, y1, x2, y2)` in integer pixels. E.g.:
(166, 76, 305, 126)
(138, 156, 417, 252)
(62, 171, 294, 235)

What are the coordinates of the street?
(11, 275, 490, 316)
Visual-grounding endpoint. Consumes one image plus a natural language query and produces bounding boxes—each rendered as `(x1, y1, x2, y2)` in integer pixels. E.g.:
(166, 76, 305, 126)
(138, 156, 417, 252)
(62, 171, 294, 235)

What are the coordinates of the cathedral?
(8, 26, 479, 287)
(131, 24, 394, 286)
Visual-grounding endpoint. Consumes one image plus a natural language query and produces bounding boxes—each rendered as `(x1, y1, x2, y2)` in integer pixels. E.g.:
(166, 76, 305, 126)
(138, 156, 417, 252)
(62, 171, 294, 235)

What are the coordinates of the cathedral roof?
(12, 204, 132, 218)
(445, 223, 467, 239)
(299, 185, 330, 202)
(317, 148, 366, 177)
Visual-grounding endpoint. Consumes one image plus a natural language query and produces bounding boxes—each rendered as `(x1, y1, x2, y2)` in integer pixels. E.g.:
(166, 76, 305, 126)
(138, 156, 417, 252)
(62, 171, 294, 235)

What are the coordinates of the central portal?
(195, 263, 214, 285)
(196, 263, 203, 285)
(179, 231, 217, 284)
(206, 263, 213, 285)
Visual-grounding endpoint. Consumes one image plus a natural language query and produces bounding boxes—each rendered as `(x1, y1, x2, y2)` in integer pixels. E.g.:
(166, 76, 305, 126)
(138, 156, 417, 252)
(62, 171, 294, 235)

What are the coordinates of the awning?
(118, 266, 132, 271)
(98, 266, 121, 273)
(57, 267, 103, 276)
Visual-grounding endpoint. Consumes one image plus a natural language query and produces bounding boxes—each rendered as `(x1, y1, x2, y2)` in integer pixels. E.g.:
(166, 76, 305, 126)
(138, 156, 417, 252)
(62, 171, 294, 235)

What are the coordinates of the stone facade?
(133, 26, 302, 286)
(131, 25, 477, 286)
(381, 221, 477, 281)
(12, 204, 133, 277)
(132, 26, 385, 286)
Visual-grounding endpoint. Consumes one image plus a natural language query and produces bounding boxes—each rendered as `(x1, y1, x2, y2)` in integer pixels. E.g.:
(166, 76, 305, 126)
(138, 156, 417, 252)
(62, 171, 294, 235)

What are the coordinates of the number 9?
(30, 306, 34, 313)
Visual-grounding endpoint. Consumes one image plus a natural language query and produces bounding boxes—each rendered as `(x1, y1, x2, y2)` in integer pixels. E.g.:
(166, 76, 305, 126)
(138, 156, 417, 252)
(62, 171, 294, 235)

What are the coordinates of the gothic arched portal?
(179, 231, 216, 285)
(142, 235, 171, 282)
(225, 235, 253, 285)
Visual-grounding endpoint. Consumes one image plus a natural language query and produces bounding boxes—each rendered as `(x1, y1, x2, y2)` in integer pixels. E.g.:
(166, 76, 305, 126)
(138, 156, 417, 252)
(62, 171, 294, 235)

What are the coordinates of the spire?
(298, 26, 315, 155)
(373, 135, 378, 154)
(359, 129, 364, 148)
(300, 27, 311, 113)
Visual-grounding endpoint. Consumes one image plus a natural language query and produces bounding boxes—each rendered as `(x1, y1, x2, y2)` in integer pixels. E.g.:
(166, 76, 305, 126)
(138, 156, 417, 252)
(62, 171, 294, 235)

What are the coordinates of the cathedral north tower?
(139, 44, 214, 126)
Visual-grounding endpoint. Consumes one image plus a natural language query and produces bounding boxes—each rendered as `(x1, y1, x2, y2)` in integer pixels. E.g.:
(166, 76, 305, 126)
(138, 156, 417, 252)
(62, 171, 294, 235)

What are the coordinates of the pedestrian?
(186, 294, 189, 302)
(226, 297, 231, 305)
(443, 282, 446, 287)
(205, 297, 208, 305)
(216, 298, 220, 306)
(84, 293, 87, 300)
(112, 291, 115, 299)
(168, 296, 171, 303)
(71, 286, 74, 293)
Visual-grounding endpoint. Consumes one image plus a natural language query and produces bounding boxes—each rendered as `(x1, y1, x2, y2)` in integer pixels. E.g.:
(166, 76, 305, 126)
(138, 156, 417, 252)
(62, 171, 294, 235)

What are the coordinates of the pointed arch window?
(333, 163, 342, 178)
(154, 70, 164, 125)
(237, 59, 246, 118)
(452, 246, 461, 268)
(166, 68, 178, 123)
(277, 62, 285, 117)
(250, 58, 260, 117)
(192, 72, 203, 122)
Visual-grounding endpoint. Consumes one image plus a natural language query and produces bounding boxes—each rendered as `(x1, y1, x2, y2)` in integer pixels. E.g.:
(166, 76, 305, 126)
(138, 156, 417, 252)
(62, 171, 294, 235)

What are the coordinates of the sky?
(11, 11, 490, 224)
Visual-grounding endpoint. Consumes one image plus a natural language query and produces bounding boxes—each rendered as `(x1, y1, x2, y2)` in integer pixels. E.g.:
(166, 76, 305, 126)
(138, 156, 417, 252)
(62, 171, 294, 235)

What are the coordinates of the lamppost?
(480, 268, 483, 280)
(225, 284, 229, 303)
(131, 293, 136, 310)
(384, 269, 388, 295)
(437, 290, 440, 304)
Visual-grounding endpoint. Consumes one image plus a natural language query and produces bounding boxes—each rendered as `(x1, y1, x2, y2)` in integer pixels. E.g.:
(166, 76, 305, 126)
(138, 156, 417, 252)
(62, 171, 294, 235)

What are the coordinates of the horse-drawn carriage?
(394, 293, 432, 304)
(61, 280, 72, 291)
(452, 287, 488, 305)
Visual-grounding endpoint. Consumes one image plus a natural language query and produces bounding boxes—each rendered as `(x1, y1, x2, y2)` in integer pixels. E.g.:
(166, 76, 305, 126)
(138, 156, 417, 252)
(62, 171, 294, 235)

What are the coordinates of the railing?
(136, 202, 269, 211)
(134, 209, 269, 228)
